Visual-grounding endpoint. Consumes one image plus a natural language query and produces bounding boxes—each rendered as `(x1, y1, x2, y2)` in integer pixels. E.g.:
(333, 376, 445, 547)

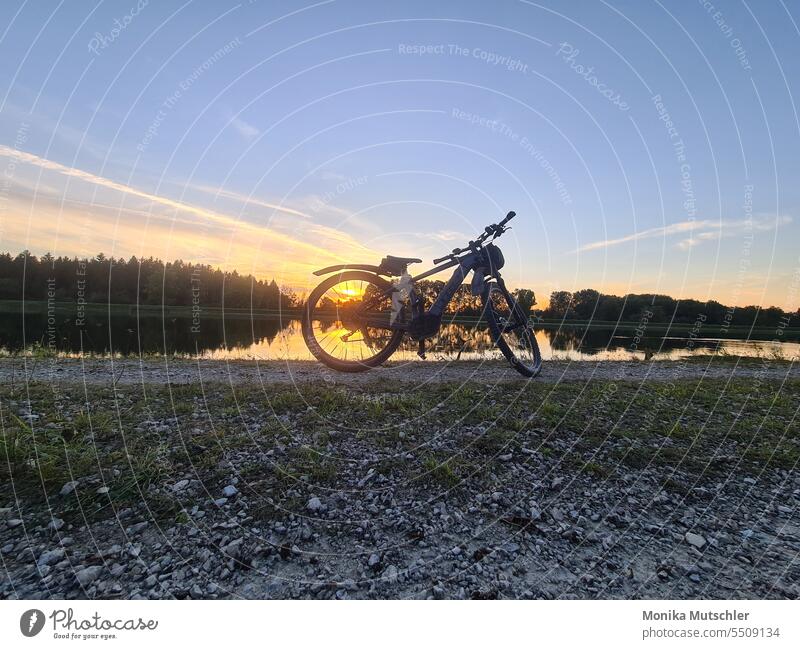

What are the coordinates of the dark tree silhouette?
(512, 288, 537, 316)
(540, 288, 794, 329)
(0, 251, 296, 310)
(2, 251, 794, 328)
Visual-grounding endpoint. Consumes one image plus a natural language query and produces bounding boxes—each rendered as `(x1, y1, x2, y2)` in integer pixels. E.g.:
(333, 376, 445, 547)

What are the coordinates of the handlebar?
(432, 211, 516, 264)
(499, 210, 516, 226)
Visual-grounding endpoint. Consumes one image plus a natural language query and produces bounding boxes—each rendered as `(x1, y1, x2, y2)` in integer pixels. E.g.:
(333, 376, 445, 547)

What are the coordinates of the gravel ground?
(1, 358, 798, 600)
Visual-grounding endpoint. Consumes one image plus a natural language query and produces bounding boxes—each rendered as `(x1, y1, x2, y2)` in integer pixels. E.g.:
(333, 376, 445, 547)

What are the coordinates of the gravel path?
(1, 356, 798, 387)
(1, 359, 798, 600)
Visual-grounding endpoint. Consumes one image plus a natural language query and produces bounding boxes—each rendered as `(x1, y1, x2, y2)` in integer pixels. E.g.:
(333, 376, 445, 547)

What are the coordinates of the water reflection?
(1, 307, 797, 361)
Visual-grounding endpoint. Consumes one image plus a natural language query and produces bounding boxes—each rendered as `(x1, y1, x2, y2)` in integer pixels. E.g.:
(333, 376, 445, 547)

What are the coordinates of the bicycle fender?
(313, 264, 384, 276)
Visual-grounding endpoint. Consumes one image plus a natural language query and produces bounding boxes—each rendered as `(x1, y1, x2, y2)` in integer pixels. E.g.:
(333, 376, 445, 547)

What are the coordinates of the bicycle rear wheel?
(483, 282, 542, 377)
(302, 271, 404, 372)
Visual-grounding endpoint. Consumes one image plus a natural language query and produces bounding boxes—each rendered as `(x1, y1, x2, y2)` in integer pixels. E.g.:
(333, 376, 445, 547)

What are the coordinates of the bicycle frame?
(316, 212, 516, 336)
(409, 249, 484, 319)
(349, 245, 506, 333)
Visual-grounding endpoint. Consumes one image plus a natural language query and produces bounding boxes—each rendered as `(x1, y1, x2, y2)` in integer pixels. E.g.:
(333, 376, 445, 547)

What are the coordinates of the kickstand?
(417, 339, 426, 359)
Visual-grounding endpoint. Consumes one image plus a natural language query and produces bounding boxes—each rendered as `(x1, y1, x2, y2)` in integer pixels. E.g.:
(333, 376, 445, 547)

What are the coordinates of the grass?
(474, 427, 515, 455)
(1, 376, 798, 524)
(287, 445, 337, 483)
(421, 453, 462, 487)
(0, 414, 92, 487)
(0, 406, 175, 521)
(580, 461, 613, 479)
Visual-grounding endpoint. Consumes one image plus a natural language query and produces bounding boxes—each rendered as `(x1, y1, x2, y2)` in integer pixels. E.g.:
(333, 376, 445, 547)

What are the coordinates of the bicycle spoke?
(307, 276, 400, 365)
(486, 285, 541, 375)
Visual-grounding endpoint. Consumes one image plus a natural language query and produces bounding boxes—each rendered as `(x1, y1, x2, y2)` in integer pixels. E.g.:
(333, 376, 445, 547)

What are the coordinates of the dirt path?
(1, 362, 798, 600)
(1, 356, 798, 387)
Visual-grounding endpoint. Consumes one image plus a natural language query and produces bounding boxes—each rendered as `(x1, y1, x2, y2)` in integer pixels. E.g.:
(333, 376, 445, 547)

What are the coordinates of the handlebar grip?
(500, 210, 516, 226)
(433, 255, 449, 264)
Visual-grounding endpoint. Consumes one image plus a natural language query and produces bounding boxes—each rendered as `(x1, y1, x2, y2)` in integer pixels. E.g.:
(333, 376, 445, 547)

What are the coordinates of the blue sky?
(1, 0, 799, 308)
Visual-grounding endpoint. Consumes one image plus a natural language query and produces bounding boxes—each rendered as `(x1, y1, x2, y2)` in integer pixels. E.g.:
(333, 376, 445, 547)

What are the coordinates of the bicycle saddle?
(385, 255, 422, 265)
(378, 255, 421, 276)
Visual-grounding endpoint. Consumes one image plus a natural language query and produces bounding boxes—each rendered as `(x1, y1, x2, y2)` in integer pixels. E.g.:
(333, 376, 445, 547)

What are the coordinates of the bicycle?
(301, 211, 542, 377)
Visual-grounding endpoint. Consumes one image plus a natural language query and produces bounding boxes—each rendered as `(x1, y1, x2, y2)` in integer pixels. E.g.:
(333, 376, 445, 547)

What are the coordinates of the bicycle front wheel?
(302, 271, 404, 372)
(483, 282, 542, 377)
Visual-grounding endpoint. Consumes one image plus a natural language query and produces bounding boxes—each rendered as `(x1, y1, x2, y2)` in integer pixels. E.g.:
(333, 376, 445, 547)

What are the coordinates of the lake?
(2, 302, 798, 362)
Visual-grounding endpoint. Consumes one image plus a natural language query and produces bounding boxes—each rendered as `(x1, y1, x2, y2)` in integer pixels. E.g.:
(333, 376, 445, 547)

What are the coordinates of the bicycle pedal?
(417, 340, 426, 359)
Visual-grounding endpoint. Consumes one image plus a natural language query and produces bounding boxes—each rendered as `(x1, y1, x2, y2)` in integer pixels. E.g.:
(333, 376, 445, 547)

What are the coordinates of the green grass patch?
(2, 376, 797, 516)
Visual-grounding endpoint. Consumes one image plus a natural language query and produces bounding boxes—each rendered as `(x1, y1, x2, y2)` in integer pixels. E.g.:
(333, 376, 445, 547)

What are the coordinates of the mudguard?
(313, 264, 383, 276)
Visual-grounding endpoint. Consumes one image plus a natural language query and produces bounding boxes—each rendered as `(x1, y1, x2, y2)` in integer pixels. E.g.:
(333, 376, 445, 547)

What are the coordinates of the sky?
(1, 0, 799, 309)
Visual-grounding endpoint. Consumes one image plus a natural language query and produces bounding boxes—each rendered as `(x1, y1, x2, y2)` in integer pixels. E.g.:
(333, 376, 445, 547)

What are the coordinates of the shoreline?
(1, 356, 797, 387)
(3, 299, 798, 337)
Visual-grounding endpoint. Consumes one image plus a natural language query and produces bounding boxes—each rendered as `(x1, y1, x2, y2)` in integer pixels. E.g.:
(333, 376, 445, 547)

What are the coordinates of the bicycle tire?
(302, 271, 404, 372)
(483, 282, 542, 377)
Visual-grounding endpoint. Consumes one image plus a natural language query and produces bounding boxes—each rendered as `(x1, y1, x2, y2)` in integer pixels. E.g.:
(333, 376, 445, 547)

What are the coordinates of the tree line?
(541, 288, 797, 329)
(0, 252, 532, 315)
(1, 252, 795, 327)
(0, 251, 297, 310)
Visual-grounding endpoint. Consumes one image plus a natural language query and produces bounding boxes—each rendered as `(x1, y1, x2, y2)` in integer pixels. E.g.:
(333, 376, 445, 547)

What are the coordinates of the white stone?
(38, 548, 65, 566)
(685, 532, 706, 549)
(75, 566, 103, 587)
(60, 481, 79, 496)
(48, 517, 65, 532)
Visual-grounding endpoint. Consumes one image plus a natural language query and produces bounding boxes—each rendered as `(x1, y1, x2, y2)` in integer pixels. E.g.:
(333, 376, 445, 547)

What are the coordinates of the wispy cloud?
(229, 116, 260, 139)
(318, 170, 350, 182)
(0, 144, 284, 237)
(0, 145, 377, 286)
(676, 215, 791, 249)
(429, 230, 469, 242)
(190, 184, 313, 220)
(576, 215, 792, 253)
